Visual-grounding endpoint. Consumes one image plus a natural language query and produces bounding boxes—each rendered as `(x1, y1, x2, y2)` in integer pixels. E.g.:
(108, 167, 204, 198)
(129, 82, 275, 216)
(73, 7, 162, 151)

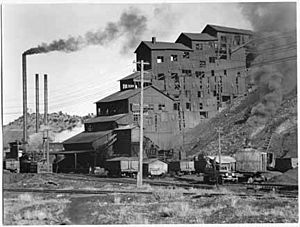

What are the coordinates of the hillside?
(3, 112, 94, 149)
(179, 88, 297, 159)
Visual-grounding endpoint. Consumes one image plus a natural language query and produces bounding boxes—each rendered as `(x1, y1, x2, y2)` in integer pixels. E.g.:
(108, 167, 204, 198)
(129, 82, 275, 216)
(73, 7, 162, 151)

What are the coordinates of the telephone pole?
(136, 60, 149, 188)
(217, 127, 222, 174)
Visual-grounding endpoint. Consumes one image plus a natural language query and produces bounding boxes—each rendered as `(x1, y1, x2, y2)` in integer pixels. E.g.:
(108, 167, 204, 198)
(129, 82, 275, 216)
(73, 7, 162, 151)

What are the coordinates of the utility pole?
(217, 127, 222, 185)
(136, 60, 149, 188)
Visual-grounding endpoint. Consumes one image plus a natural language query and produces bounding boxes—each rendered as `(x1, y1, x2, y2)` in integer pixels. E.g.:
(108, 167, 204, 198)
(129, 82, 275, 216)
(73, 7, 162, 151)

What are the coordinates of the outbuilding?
(143, 158, 168, 176)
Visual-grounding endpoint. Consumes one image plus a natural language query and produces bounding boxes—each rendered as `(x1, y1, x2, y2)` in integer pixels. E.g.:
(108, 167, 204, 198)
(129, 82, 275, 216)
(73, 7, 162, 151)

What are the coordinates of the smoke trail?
(23, 7, 147, 55)
(239, 3, 297, 134)
(240, 2, 296, 33)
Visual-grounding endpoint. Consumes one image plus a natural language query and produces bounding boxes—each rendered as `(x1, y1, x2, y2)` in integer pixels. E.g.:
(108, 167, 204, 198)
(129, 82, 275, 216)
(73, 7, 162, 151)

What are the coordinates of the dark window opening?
(234, 35, 241, 45)
(211, 70, 215, 76)
(158, 104, 165, 111)
(182, 70, 192, 76)
(198, 91, 203, 98)
(133, 114, 138, 122)
(196, 71, 205, 78)
(221, 36, 227, 43)
(171, 55, 178, 61)
(213, 90, 217, 96)
(200, 111, 208, 118)
(158, 73, 165, 80)
(209, 57, 216, 63)
(173, 103, 180, 110)
(200, 61, 206, 68)
(183, 52, 190, 59)
(186, 102, 191, 111)
(199, 103, 203, 110)
(224, 70, 227, 76)
(222, 96, 231, 102)
(196, 43, 203, 50)
(171, 73, 178, 79)
(148, 104, 154, 111)
(157, 56, 164, 63)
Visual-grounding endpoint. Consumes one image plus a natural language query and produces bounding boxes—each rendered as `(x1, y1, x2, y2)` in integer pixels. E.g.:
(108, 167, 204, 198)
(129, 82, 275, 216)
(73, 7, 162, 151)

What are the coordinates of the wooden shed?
(143, 158, 168, 176)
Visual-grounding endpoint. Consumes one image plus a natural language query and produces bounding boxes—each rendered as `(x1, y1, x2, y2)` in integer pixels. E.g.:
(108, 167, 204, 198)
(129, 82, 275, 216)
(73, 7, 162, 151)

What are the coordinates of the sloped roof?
(207, 155, 236, 164)
(96, 86, 174, 103)
(179, 33, 218, 41)
(135, 41, 192, 53)
(119, 70, 153, 81)
(143, 158, 167, 164)
(63, 130, 112, 144)
(203, 24, 253, 35)
(106, 156, 139, 162)
(84, 114, 127, 124)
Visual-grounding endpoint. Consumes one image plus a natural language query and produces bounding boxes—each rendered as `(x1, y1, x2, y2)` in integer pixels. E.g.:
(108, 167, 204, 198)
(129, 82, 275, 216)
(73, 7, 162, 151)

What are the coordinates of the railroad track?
(56, 173, 216, 189)
(57, 174, 298, 194)
(6, 173, 297, 198)
(4, 187, 298, 199)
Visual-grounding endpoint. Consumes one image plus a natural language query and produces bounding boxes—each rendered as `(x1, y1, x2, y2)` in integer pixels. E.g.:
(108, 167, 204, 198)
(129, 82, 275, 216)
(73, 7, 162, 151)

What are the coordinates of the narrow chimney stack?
(44, 74, 48, 125)
(22, 54, 27, 150)
(35, 74, 39, 133)
(152, 37, 156, 44)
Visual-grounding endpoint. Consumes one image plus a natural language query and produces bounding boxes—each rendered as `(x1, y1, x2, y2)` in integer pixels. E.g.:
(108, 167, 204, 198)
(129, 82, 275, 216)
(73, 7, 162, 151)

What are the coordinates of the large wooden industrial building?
(61, 24, 253, 170)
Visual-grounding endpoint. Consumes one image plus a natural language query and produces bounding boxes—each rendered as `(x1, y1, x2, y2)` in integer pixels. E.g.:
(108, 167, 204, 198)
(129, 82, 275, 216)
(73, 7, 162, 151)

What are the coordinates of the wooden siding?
(113, 129, 132, 156)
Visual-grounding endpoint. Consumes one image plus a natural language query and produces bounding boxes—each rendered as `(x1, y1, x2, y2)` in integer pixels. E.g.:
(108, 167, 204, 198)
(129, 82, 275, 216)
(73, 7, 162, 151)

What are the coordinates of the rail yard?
(3, 171, 298, 224)
(3, 2, 298, 225)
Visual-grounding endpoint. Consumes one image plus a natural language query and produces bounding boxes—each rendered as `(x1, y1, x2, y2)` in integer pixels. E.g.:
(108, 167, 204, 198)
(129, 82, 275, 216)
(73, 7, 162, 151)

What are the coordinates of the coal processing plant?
(5, 22, 295, 185)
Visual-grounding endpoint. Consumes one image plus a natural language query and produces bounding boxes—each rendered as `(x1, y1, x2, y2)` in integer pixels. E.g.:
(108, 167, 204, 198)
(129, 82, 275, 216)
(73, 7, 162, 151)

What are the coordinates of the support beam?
(74, 153, 77, 170)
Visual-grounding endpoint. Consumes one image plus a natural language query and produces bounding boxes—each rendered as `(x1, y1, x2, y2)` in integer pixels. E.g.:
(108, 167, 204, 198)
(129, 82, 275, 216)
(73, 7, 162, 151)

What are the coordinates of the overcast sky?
(2, 2, 253, 124)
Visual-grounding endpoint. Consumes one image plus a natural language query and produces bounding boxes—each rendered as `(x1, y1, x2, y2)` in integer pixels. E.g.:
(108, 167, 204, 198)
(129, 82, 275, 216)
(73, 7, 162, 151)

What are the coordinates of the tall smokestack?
(35, 74, 39, 133)
(22, 54, 27, 150)
(44, 74, 48, 126)
(44, 74, 50, 171)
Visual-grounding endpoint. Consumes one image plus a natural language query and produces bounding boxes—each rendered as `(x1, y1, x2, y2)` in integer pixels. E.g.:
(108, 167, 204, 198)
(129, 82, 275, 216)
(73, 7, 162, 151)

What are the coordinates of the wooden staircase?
(262, 133, 276, 169)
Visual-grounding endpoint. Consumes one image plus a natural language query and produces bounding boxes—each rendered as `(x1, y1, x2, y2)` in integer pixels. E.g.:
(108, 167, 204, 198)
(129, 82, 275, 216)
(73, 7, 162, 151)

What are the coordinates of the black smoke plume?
(23, 7, 147, 55)
(239, 2, 297, 135)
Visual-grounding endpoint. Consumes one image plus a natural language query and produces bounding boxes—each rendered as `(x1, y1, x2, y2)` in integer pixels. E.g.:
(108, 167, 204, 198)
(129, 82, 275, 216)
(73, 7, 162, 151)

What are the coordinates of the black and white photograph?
(1, 0, 298, 225)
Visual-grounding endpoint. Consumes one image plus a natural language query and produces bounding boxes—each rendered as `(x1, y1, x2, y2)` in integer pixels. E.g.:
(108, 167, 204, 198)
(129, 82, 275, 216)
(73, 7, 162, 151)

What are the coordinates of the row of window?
(156, 69, 234, 80)
(156, 52, 190, 63)
(130, 103, 166, 112)
(174, 101, 211, 111)
(195, 42, 217, 50)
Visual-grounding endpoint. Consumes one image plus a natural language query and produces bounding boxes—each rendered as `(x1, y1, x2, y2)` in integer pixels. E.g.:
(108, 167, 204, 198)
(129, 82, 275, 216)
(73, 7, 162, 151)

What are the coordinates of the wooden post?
(74, 153, 77, 170)
(138, 60, 144, 188)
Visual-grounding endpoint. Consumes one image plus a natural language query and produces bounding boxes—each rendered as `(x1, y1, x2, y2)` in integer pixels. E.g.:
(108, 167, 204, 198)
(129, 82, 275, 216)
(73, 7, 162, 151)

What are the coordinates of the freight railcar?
(234, 148, 267, 181)
(169, 159, 195, 175)
(105, 157, 139, 177)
